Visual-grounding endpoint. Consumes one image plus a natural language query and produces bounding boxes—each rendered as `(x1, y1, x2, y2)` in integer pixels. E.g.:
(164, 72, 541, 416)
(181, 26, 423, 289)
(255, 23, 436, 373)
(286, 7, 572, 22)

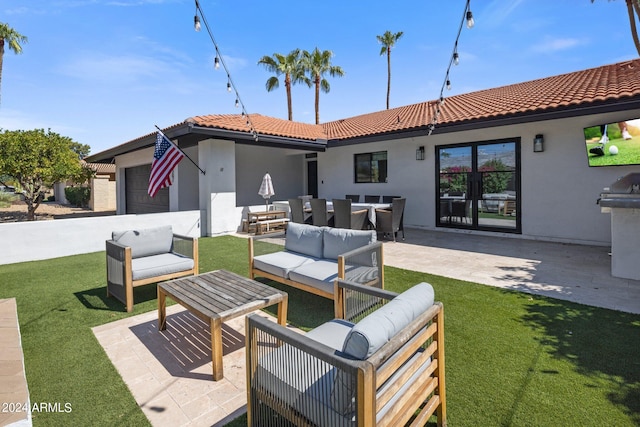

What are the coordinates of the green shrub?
(64, 186, 90, 207)
(0, 191, 17, 208)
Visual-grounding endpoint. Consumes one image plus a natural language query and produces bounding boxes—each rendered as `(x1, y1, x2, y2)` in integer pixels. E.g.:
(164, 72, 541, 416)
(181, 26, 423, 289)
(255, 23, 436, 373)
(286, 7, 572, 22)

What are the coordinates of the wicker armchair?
(106, 226, 198, 312)
(246, 279, 446, 427)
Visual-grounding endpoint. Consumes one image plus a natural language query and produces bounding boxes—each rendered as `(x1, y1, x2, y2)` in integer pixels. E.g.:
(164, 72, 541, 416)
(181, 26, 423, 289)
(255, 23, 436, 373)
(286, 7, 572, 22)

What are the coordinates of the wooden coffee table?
(158, 269, 288, 381)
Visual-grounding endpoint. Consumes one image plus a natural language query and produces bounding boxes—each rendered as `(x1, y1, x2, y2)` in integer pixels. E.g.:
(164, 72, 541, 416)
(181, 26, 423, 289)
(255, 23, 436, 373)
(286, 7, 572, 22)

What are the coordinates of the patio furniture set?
(276, 195, 406, 242)
(105, 223, 446, 426)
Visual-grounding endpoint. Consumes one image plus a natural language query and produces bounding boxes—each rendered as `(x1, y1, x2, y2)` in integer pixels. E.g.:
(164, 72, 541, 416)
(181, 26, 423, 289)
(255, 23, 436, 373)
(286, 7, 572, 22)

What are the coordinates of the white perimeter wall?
(0, 210, 201, 265)
(317, 110, 640, 246)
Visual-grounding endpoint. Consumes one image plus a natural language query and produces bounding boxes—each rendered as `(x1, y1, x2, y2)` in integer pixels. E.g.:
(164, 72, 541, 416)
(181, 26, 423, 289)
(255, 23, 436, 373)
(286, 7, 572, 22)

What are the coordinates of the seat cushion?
(253, 251, 317, 279)
(285, 222, 324, 258)
(288, 259, 339, 296)
(323, 227, 376, 260)
(342, 282, 435, 360)
(112, 225, 173, 258)
(131, 252, 194, 281)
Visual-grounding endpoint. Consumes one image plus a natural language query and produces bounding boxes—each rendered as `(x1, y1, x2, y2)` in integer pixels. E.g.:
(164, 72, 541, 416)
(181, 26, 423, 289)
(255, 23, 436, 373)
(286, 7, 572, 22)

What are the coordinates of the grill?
(599, 173, 640, 212)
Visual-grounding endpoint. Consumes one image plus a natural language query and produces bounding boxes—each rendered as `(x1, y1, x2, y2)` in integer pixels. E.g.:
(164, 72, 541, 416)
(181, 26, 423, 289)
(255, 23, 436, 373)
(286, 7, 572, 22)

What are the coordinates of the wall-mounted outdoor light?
(416, 146, 425, 160)
(533, 134, 544, 152)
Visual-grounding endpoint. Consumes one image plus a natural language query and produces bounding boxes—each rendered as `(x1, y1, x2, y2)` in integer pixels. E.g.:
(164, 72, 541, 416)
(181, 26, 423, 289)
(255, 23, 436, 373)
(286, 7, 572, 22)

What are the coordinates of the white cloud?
(531, 37, 584, 53)
(57, 53, 174, 83)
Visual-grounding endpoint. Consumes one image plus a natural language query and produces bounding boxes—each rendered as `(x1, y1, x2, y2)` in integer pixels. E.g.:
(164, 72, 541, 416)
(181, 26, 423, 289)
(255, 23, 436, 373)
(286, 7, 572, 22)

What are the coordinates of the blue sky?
(0, 0, 637, 155)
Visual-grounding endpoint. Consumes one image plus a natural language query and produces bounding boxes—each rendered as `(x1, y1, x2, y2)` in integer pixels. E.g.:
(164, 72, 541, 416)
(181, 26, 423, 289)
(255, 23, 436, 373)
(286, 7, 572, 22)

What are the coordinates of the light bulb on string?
(446, 80, 451, 90)
(227, 81, 232, 92)
(235, 98, 239, 108)
(214, 56, 220, 70)
(194, 15, 201, 32)
(466, 10, 474, 29)
(453, 52, 459, 66)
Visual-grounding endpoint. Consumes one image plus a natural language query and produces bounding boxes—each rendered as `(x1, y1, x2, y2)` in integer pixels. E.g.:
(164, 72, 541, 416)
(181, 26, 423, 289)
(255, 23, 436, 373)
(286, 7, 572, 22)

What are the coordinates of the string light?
(193, 0, 259, 140)
(428, 0, 474, 136)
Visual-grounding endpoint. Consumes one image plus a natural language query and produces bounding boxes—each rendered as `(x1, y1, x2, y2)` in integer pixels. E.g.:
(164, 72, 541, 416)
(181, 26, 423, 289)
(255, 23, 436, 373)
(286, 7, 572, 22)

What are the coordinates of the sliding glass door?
(436, 138, 521, 233)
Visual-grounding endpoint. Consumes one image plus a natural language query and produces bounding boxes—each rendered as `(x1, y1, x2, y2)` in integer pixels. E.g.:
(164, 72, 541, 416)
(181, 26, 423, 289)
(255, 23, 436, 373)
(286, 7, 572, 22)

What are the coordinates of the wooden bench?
(255, 218, 290, 235)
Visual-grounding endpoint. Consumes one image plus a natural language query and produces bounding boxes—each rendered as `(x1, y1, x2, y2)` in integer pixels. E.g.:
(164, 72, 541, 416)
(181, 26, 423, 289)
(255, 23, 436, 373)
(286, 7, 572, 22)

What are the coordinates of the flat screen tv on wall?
(584, 118, 640, 167)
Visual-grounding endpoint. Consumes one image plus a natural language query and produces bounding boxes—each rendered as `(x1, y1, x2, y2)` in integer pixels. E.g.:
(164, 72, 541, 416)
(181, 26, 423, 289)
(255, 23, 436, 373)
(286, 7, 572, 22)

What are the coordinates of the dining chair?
(382, 195, 401, 203)
(375, 197, 406, 241)
(364, 195, 380, 203)
(288, 198, 306, 224)
(310, 198, 329, 226)
(345, 194, 360, 203)
(332, 199, 352, 229)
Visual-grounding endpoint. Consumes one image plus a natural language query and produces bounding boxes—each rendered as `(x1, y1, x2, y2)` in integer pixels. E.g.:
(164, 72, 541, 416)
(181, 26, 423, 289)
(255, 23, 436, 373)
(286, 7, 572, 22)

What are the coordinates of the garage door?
(125, 164, 169, 214)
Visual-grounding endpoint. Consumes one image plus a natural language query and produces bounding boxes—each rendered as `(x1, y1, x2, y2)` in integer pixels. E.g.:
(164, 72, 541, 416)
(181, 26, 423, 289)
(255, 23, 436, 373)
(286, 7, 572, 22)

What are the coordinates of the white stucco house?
(85, 59, 640, 247)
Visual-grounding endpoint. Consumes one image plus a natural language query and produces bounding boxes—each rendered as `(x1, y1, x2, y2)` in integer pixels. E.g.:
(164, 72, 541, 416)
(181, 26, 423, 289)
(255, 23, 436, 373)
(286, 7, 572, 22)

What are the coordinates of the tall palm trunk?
(386, 47, 391, 110)
(285, 73, 293, 121)
(0, 39, 5, 106)
(628, 0, 640, 56)
(314, 75, 321, 125)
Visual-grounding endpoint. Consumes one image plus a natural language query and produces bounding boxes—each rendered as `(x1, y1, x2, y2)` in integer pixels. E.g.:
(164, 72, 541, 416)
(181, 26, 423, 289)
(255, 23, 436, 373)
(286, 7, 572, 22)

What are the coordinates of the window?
(355, 151, 387, 183)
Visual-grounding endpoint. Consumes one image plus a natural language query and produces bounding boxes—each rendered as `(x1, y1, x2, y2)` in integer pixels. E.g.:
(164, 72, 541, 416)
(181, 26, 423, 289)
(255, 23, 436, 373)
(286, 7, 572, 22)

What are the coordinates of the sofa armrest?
(106, 239, 129, 287)
(246, 313, 372, 427)
(337, 241, 384, 290)
(334, 279, 398, 322)
(248, 231, 286, 269)
(172, 234, 199, 274)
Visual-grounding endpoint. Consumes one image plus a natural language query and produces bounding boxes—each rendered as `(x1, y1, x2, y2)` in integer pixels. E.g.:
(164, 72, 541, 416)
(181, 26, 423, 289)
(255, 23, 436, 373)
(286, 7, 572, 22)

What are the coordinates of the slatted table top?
(158, 269, 287, 324)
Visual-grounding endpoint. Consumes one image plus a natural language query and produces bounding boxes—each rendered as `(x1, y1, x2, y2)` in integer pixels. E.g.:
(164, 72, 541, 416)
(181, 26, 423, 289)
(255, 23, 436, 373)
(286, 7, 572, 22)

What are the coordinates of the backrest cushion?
(341, 282, 435, 360)
(112, 225, 173, 258)
(323, 228, 376, 260)
(284, 222, 324, 258)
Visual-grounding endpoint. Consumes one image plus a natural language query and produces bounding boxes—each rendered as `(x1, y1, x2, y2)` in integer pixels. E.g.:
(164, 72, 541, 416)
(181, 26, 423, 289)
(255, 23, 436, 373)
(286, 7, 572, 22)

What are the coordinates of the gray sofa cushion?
(131, 253, 194, 281)
(252, 251, 317, 279)
(285, 222, 324, 258)
(323, 228, 376, 260)
(305, 319, 354, 351)
(342, 282, 435, 360)
(112, 225, 173, 258)
(288, 260, 339, 296)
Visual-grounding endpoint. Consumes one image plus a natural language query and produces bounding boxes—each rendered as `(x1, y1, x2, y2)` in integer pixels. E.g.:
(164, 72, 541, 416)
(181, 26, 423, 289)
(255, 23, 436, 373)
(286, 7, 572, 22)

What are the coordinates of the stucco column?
(198, 138, 237, 236)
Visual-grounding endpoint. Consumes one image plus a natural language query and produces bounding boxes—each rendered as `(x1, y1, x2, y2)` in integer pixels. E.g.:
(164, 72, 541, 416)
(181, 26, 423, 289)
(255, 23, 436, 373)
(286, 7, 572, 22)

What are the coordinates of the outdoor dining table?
(272, 200, 391, 227)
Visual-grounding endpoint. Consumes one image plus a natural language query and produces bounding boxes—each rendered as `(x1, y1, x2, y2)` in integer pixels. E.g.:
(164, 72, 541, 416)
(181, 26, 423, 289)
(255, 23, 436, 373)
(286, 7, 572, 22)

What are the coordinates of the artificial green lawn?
(0, 235, 638, 426)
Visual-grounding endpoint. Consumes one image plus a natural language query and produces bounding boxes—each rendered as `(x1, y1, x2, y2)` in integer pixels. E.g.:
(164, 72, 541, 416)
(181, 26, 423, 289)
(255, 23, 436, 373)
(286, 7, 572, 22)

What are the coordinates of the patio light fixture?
(416, 146, 425, 161)
(533, 134, 544, 152)
(466, 11, 475, 28)
(193, 0, 259, 141)
(428, 0, 474, 136)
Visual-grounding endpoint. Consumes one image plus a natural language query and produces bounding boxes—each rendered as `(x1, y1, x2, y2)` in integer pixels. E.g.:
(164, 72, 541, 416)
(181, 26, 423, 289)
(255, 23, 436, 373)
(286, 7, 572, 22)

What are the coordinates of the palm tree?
(257, 49, 309, 121)
(377, 30, 404, 110)
(302, 48, 345, 124)
(0, 23, 27, 106)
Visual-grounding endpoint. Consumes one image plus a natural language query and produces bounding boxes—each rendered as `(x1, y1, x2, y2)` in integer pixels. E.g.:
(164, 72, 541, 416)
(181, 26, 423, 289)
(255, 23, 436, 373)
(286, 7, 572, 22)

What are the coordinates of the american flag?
(148, 132, 184, 197)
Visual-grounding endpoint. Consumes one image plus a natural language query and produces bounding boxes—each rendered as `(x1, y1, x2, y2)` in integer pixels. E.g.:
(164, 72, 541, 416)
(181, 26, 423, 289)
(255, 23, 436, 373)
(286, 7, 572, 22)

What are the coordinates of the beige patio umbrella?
(258, 172, 275, 211)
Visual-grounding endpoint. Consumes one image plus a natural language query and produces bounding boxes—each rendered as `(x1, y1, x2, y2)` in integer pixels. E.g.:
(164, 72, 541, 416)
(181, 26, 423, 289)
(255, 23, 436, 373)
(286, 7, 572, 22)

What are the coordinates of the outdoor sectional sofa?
(246, 279, 446, 426)
(248, 222, 384, 299)
(106, 225, 198, 312)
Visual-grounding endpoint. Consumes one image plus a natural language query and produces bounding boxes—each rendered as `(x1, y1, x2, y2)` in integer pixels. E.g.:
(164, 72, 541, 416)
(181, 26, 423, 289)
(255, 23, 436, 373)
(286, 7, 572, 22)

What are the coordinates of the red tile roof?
(186, 60, 640, 143)
(187, 114, 326, 141)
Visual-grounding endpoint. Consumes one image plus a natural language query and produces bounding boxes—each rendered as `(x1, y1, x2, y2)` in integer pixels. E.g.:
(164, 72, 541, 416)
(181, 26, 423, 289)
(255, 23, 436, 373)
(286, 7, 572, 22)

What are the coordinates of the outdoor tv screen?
(584, 118, 640, 167)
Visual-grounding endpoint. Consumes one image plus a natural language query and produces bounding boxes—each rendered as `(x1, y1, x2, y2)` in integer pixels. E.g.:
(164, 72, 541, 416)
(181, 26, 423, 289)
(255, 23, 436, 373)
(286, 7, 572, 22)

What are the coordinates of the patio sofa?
(249, 222, 384, 299)
(106, 225, 198, 312)
(246, 279, 446, 427)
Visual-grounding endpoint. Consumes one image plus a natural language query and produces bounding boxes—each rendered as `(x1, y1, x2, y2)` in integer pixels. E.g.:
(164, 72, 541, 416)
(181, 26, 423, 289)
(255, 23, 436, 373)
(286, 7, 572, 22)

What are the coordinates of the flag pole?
(155, 125, 206, 175)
